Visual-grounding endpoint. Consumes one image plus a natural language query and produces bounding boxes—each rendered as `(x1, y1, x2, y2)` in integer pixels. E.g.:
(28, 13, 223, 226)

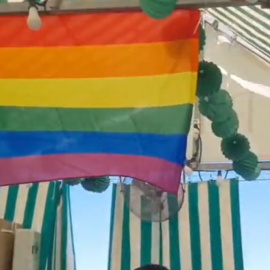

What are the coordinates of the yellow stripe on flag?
(0, 73, 197, 108)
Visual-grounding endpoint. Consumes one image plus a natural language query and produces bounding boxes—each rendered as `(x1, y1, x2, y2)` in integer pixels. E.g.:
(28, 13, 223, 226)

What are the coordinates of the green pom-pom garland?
(199, 90, 233, 122)
(221, 133, 250, 161)
(197, 61, 223, 98)
(246, 166, 261, 181)
(209, 89, 233, 106)
(81, 177, 110, 193)
(197, 26, 260, 180)
(139, 0, 177, 19)
(211, 110, 239, 138)
(233, 152, 260, 180)
(65, 178, 83, 186)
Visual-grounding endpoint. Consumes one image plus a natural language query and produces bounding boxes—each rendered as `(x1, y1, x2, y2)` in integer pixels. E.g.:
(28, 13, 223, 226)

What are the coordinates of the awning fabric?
(207, 6, 270, 63)
(197, 23, 270, 166)
(0, 182, 76, 270)
(108, 181, 244, 270)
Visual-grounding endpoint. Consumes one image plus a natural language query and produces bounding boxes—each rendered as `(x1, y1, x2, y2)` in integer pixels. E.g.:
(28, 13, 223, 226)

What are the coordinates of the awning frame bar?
(0, 0, 268, 15)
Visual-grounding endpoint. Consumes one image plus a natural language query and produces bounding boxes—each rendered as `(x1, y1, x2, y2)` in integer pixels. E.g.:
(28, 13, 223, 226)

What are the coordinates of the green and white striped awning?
(108, 181, 244, 270)
(51, 184, 77, 270)
(0, 182, 76, 270)
(206, 6, 270, 62)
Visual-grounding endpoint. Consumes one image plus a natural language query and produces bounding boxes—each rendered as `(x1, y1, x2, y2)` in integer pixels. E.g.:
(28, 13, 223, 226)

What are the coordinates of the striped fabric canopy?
(51, 184, 77, 270)
(207, 6, 270, 63)
(0, 11, 199, 193)
(108, 181, 244, 270)
(0, 182, 76, 270)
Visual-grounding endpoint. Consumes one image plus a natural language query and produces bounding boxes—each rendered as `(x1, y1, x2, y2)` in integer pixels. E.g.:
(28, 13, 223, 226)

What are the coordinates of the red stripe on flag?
(0, 10, 200, 47)
(0, 154, 182, 193)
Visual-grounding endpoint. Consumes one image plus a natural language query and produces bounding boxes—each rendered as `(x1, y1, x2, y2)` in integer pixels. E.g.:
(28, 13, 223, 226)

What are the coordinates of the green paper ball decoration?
(233, 152, 260, 180)
(197, 61, 223, 98)
(245, 165, 261, 181)
(211, 110, 239, 138)
(200, 24, 206, 51)
(210, 89, 233, 106)
(140, 0, 177, 20)
(81, 177, 110, 193)
(199, 90, 233, 122)
(65, 178, 83, 186)
(221, 133, 250, 161)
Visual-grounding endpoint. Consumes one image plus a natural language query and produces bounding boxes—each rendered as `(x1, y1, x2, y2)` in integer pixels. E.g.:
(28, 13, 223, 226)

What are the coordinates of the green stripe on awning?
(230, 181, 244, 270)
(23, 183, 39, 229)
(4, 185, 19, 222)
(168, 195, 181, 270)
(189, 183, 202, 270)
(207, 6, 270, 62)
(141, 198, 152, 266)
(208, 183, 224, 270)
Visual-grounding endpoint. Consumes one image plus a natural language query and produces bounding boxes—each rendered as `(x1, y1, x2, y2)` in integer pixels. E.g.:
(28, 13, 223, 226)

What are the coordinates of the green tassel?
(221, 133, 250, 161)
(81, 177, 110, 193)
(197, 61, 223, 98)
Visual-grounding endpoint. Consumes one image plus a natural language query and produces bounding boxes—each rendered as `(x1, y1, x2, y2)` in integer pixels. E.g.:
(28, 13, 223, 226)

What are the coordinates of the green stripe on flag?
(0, 105, 192, 135)
(230, 181, 244, 270)
(208, 182, 224, 270)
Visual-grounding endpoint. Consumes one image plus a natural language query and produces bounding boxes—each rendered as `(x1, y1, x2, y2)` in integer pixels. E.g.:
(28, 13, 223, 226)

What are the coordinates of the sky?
(70, 172, 270, 270)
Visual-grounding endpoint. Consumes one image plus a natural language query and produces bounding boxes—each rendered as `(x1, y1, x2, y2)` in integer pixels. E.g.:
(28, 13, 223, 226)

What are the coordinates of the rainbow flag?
(0, 11, 199, 193)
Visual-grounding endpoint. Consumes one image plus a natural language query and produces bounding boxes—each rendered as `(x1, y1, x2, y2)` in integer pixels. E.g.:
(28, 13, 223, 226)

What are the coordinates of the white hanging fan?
(120, 178, 185, 222)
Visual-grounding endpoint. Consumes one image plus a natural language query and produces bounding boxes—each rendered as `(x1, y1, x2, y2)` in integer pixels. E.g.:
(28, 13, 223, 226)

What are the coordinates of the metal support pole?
(0, 0, 268, 15)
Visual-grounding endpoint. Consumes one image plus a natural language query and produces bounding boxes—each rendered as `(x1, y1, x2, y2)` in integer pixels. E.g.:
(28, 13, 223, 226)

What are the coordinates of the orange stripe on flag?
(0, 40, 198, 78)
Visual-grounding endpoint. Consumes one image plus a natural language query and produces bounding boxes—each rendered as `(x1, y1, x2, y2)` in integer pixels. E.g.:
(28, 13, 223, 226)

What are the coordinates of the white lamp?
(27, 6, 42, 31)
(184, 165, 193, 176)
(216, 170, 224, 186)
